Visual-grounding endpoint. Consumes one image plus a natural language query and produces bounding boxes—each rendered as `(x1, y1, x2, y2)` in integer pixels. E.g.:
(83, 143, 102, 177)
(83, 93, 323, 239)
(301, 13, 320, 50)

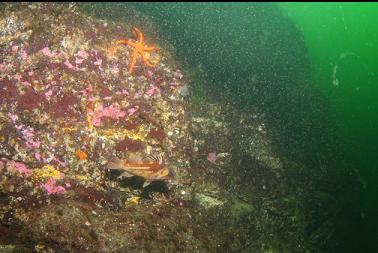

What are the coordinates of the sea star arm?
(133, 27, 144, 43)
(125, 41, 137, 48)
(116, 39, 129, 45)
(129, 50, 139, 74)
(142, 45, 159, 52)
(141, 53, 155, 68)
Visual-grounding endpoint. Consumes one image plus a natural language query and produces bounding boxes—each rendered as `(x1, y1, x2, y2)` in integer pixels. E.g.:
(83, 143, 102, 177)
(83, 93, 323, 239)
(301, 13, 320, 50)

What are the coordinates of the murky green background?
(279, 3, 378, 252)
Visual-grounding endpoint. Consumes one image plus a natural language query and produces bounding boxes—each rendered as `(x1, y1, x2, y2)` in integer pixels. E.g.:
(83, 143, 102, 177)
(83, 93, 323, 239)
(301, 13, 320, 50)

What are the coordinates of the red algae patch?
(115, 137, 144, 152)
(17, 89, 43, 112)
(48, 93, 80, 118)
(147, 128, 166, 142)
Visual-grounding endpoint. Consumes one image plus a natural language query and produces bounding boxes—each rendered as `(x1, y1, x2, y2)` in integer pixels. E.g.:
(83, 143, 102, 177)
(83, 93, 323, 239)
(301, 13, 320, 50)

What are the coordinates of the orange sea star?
(116, 27, 159, 75)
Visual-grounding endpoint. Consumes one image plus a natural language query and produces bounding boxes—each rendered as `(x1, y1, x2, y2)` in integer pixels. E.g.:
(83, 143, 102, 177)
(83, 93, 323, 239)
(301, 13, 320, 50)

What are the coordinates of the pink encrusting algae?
(75, 57, 85, 64)
(89, 103, 126, 127)
(64, 59, 75, 69)
(19, 49, 28, 60)
(76, 50, 89, 59)
(40, 47, 56, 57)
(40, 178, 66, 195)
(146, 84, 160, 97)
(11, 45, 18, 52)
(10, 161, 33, 177)
(207, 152, 217, 163)
(35, 152, 42, 161)
(111, 66, 119, 75)
(127, 106, 139, 116)
(94, 58, 103, 71)
(44, 89, 53, 98)
(20, 126, 41, 149)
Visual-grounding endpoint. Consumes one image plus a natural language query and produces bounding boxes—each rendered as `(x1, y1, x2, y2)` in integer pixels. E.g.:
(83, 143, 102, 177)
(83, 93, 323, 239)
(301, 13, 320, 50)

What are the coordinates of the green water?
(279, 3, 378, 252)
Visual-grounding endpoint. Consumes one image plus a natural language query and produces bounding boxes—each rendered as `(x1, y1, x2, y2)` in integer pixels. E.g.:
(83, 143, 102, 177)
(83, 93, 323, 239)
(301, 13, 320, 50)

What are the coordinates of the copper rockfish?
(107, 152, 171, 187)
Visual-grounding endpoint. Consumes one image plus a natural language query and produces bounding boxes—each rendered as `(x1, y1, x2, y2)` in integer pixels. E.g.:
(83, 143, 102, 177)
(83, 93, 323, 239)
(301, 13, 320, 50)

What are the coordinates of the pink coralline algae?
(64, 59, 75, 69)
(13, 74, 22, 82)
(40, 178, 66, 195)
(10, 161, 33, 178)
(21, 81, 32, 87)
(21, 126, 41, 149)
(40, 47, 56, 57)
(0, 63, 6, 72)
(127, 106, 139, 116)
(11, 45, 19, 52)
(89, 103, 126, 127)
(94, 58, 102, 66)
(146, 84, 160, 97)
(19, 49, 28, 60)
(35, 152, 42, 161)
(15, 124, 23, 130)
(75, 50, 89, 65)
(146, 70, 154, 78)
(133, 91, 143, 98)
(75, 57, 84, 65)
(44, 89, 53, 98)
(14, 125, 41, 150)
(207, 152, 217, 163)
(76, 50, 89, 59)
(88, 96, 98, 102)
(94, 58, 103, 71)
(111, 66, 119, 75)
(53, 156, 66, 167)
(8, 113, 18, 123)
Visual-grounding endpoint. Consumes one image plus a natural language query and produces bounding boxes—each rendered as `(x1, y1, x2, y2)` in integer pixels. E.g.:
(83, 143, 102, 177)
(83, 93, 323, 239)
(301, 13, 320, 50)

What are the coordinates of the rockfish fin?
(143, 181, 151, 188)
(107, 158, 124, 170)
(118, 171, 134, 178)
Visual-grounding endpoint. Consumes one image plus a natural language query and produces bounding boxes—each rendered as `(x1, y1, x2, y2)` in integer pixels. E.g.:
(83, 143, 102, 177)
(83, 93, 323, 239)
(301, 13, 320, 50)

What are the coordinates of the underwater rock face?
(0, 3, 193, 252)
(0, 3, 340, 253)
(0, 2, 192, 189)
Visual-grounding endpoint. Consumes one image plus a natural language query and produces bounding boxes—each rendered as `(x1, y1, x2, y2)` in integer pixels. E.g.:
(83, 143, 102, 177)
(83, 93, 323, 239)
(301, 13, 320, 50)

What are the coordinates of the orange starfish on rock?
(116, 27, 159, 75)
